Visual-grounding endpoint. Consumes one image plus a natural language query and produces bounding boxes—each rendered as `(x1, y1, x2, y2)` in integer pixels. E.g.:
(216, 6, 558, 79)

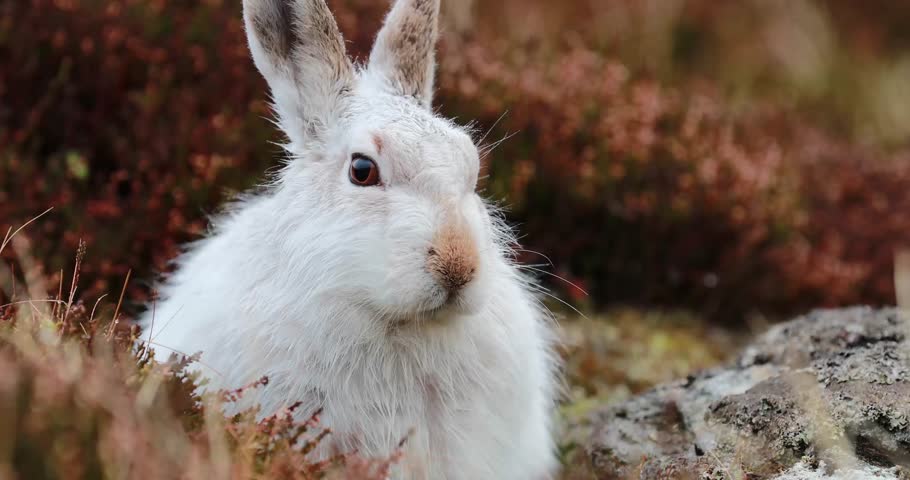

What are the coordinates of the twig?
(62, 240, 86, 329)
(107, 269, 131, 340)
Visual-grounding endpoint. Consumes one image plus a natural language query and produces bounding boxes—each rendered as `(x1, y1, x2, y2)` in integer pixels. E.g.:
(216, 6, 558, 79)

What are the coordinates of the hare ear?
(368, 0, 441, 109)
(243, 0, 354, 145)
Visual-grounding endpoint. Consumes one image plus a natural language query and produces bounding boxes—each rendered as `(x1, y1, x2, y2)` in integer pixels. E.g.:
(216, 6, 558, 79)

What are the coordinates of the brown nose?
(427, 220, 479, 293)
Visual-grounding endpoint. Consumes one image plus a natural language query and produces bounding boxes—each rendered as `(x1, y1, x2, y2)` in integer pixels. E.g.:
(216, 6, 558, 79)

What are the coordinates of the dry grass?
(0, 217, 400, 480)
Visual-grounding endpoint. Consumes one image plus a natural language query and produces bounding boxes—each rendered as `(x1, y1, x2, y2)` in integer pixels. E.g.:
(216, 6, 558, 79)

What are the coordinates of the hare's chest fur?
(145, 212, 558, 479)
(155, 304, 556, 480)
(291, 316, 555, 480)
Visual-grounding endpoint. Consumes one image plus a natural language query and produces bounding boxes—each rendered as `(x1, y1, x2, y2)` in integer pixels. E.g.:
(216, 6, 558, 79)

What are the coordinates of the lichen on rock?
(586, 308, 910, 479)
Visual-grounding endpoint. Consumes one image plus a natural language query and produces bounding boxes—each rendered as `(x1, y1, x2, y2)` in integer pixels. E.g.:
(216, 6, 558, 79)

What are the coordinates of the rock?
(586, 308, 910, 479)
(775, 461, 903, 480)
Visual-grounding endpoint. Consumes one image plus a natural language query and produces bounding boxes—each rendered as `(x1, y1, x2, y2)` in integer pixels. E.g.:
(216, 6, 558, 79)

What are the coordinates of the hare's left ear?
(367, 0, 441, 109)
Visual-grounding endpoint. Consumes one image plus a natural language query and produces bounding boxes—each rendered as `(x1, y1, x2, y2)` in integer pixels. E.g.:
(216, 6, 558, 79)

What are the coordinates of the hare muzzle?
(427, 220, 479, 294)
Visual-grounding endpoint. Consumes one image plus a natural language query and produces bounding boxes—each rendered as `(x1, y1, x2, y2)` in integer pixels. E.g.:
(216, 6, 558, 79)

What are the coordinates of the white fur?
(140, 1, 559, 478)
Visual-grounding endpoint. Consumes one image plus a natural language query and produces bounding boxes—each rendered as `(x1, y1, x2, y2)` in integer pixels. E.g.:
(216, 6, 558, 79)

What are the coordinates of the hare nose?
(427, 221, 478, 293)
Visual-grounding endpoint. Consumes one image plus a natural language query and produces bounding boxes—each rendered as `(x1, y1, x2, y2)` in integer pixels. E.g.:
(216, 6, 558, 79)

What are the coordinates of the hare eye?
(350, 154, 381, 187)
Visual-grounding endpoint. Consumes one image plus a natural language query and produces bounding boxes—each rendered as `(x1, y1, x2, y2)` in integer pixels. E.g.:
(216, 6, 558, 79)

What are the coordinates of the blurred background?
(5, 0, 910, 323)
(2, 0, 910, 476)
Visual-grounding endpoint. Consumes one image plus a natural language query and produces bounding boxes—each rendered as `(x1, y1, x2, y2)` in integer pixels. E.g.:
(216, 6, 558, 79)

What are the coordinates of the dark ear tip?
(245, 0, 352, 76)
(245, 0, 297, 60)
(242, 0, 354, 143)
(368, 0, 441, 107)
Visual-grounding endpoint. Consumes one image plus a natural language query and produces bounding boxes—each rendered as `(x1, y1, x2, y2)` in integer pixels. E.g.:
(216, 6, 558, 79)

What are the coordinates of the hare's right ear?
(243, 0, 353, 146)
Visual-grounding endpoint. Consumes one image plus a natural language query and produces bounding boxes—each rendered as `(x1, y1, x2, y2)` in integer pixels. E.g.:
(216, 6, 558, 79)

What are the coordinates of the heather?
(3, 0, 910, 478)
(0, 231, 400, 479)
(4, 0, 910, 319)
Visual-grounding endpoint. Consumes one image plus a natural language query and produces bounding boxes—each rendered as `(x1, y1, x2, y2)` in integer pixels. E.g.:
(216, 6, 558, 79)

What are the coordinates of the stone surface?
(586, 308, 910, 479)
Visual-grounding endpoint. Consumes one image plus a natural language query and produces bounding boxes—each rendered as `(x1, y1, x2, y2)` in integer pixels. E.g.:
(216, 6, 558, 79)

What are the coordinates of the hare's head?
(244, 0, 501, 321)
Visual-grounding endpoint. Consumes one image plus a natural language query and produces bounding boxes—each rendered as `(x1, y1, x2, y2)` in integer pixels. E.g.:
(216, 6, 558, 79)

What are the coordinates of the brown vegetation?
(4, 0, 910, 321)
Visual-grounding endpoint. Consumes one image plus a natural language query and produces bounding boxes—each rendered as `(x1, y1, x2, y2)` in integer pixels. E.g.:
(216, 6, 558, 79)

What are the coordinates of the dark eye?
(349, 154, 381, 187)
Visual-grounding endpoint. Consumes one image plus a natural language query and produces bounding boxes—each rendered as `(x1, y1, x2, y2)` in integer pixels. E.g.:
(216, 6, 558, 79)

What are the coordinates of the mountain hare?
(141, 0, 559, 478)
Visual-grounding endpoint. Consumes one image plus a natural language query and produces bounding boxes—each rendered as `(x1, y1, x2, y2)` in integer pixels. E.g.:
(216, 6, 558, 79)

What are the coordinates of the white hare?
(140, 0, 559, 478)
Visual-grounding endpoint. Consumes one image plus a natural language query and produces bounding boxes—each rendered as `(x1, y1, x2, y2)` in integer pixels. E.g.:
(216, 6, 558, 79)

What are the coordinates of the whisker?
(150, 304, 186, 343)
(526, 283, 590, 321)
(517, 263, 551, 269)
(517, 266, 589, 297)
(477, 110, 509, 147)
(514, 248, 556, 267)
(479, 131, 520, 160)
